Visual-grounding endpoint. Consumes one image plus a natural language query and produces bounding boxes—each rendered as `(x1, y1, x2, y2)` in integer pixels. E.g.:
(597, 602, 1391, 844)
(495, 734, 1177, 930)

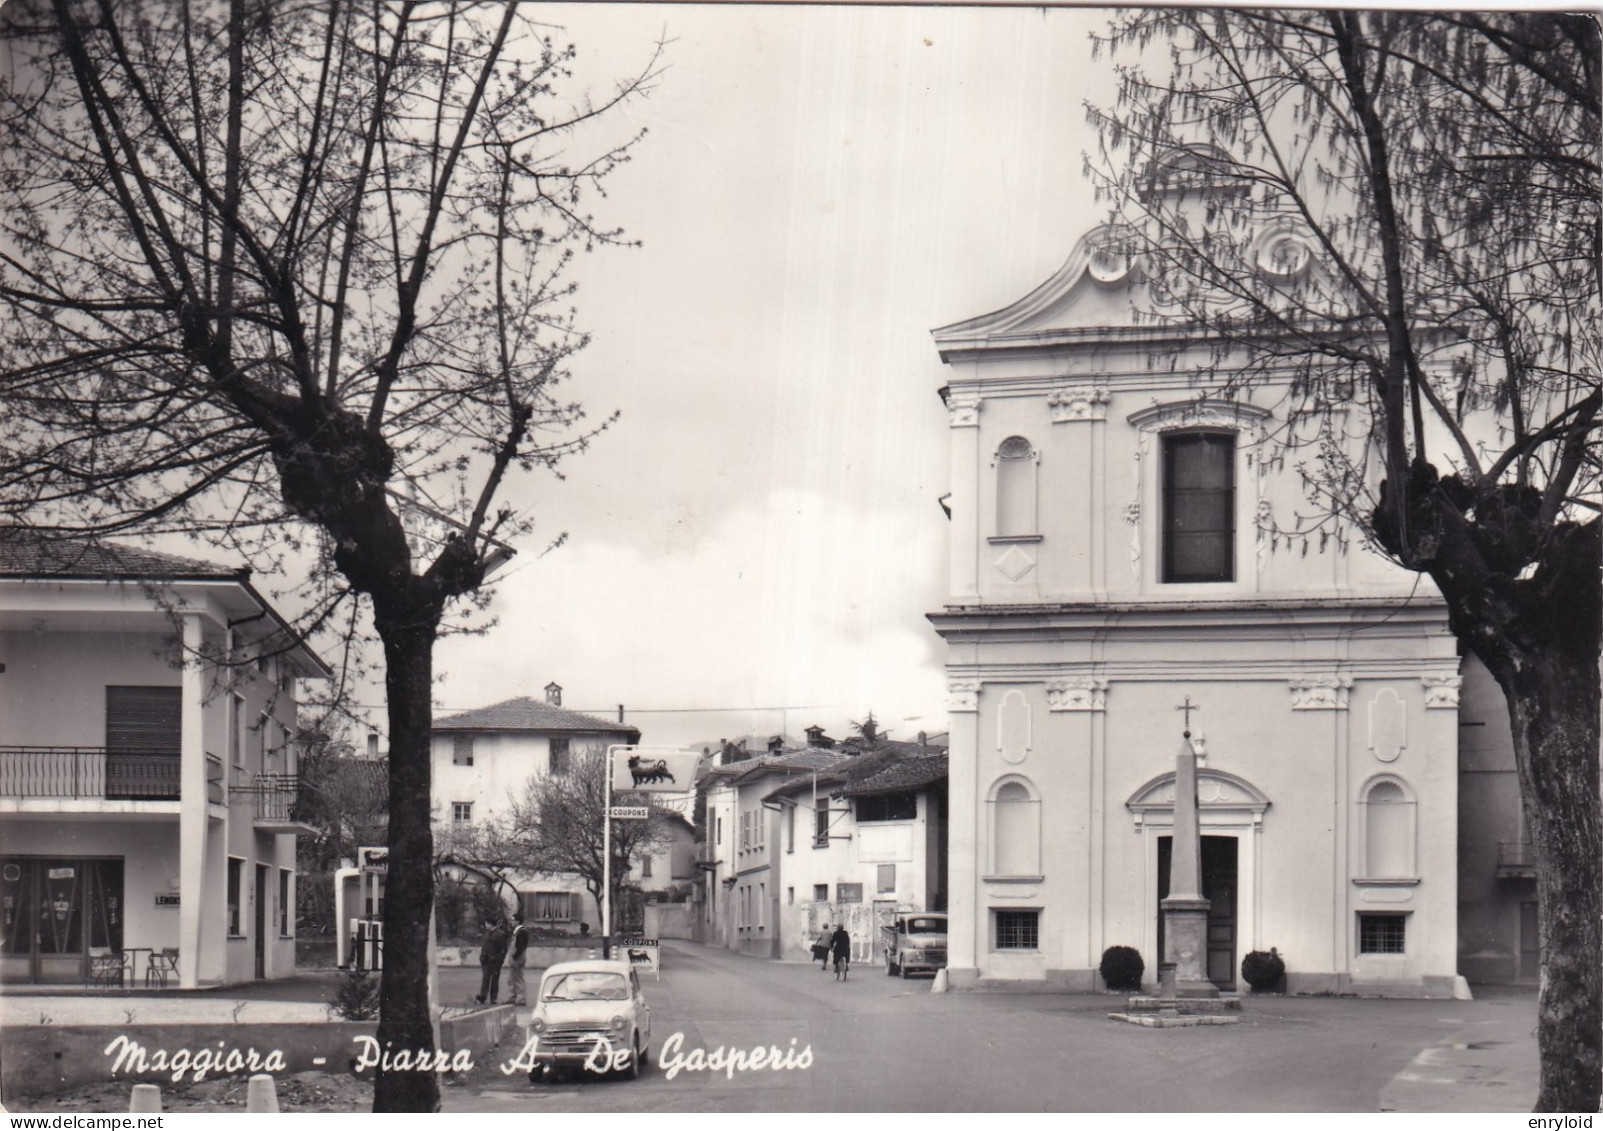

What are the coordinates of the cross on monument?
(1176, 696, 1200, 736)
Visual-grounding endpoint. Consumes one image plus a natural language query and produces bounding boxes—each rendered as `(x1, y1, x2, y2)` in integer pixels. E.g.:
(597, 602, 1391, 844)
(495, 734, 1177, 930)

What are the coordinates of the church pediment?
(1126, 769, 1271, 830)
(932, 224, 1150, 356)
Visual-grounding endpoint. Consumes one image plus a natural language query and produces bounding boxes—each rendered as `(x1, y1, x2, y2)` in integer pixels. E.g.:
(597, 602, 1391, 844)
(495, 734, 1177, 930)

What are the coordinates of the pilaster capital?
(948, 396, 981, 428)
(948, 679, 982, 713)
(1046, 677, 1108, 711)
(1288, 674, 1352, 710)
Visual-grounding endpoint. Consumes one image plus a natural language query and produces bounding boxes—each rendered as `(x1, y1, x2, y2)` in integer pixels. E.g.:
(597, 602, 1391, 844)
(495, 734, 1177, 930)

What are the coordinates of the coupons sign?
(609, 746, 699, 794)
(619, 937, 660, 978)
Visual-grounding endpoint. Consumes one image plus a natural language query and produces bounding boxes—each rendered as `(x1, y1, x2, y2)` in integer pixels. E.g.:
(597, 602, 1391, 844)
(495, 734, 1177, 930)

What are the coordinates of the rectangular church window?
(993, 909, 1040, 950)
(1358, 913, 1407, 954)
(1162, 432, 1235, 582)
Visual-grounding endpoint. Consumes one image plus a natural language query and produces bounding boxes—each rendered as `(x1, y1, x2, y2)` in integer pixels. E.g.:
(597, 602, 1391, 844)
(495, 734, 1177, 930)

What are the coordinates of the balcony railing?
(1497, 841, 1537, 876)
(0, 746, 181, 800)
(237, 773, 304, 824)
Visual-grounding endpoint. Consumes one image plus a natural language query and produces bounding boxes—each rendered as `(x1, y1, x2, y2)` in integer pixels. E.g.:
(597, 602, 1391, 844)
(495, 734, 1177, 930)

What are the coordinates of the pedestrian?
(476, 913, 510, 1004)
(830, 923, 851, 980)
(507, 911, 530, 1006)
(813, 924, 832, 971)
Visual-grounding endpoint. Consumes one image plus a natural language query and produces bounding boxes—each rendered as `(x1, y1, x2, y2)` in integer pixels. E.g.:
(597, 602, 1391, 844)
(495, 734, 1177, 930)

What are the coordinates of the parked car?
(882, 912, 948, 977)
(526, 959, 652, 1081)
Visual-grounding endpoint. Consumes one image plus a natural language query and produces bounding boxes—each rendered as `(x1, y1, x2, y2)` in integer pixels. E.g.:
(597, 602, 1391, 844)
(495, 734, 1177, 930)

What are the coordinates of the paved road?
(443, 940, 1538, 1113)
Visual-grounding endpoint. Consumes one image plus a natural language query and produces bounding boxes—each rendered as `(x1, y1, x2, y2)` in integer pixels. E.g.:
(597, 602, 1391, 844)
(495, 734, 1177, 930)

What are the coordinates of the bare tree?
(0, 0, 658, 1111)
(1087, 11, 1599, 1111)
(499, 748, 673, 931)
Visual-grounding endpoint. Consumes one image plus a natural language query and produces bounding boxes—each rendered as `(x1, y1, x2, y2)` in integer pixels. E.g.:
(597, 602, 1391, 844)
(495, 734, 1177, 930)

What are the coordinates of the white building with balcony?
(0, 529, 329, 987)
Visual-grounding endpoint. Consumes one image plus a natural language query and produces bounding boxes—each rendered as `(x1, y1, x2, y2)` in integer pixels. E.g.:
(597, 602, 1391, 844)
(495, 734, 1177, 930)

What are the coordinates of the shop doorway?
(0, 857, 124, 984)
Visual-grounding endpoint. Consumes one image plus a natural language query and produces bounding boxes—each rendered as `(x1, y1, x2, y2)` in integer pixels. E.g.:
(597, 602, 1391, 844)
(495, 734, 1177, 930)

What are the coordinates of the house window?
(1359, 913, 1407, 954)
(226, 857, 243, 936)
(877, 864, 896, 893)
(836, 883, 863, 904)
(1162, 431, 1235, 582)
(279, 869, 292, 937)
(788, 887, 795, 905)
(549, 737, 570, 774)
(105, 686, 181, 754)
(641, 854, 653, 878)
(531, 891, 572, 921)
(257, 711, 272, 766)
(451, 801, 473, 825)
(813, 884, 828, 903)
(814, 798, 830, 847)
(452, 735, 474, 766)
(989, 778, 1041, 876)
(786, 805, 795, 852)
(230, 694, 247, 768)
(758, 883, 766, 929)
(716, 816, 722, 847)
(995, 435, 1038, 537)
(1362, 778, 1417, 879)
(994, 909, 1040, 950)
(856, 791, 918, 822)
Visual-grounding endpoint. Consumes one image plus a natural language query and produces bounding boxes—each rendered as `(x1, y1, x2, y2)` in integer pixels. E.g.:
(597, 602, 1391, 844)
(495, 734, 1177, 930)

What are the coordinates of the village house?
(763, 737, 947, 965)
(696, 729, 948, 965)
(429, 683, 681, 934)
(928, 210, 1527, 995)
(0, 529, 330, 988)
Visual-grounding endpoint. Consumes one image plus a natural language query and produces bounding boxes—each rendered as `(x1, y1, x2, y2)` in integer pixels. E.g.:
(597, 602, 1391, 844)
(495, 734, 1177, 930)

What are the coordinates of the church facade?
(928, 224, 1525, 997)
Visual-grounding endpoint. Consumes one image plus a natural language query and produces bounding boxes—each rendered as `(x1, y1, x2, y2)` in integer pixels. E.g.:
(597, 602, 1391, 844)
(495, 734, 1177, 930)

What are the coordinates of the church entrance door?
(1157, 835, 1238, 990)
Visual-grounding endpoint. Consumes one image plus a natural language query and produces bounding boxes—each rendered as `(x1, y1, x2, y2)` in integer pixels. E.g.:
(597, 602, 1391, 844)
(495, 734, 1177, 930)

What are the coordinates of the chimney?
(766, 735, 784, 754)
(917, 730, 927, 747)
(544, 681, 562, 707)
(367, 732, 379, 758)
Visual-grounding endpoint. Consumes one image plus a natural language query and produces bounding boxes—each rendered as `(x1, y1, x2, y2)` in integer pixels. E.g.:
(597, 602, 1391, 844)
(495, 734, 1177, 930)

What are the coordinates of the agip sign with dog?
(609, 746, 700, 794)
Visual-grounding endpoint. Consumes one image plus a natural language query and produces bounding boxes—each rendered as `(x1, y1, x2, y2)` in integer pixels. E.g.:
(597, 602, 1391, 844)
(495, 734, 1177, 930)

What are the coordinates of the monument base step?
(1124, 994, 1243, 1013)
(1107, 1011, 1242, 1028)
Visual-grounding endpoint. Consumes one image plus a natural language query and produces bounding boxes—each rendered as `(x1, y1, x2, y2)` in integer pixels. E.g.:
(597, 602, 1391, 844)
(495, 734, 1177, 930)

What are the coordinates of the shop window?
(837, 883, 863, 904)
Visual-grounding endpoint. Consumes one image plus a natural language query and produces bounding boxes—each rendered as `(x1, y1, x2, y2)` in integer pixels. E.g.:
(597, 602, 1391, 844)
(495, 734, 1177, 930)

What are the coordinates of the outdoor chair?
(88, 951, 130, 988)
(145, 948, 178, 988)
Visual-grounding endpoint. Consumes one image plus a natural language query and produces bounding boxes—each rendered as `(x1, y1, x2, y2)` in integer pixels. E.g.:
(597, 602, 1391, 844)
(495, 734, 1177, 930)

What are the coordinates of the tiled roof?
(433, 696, 640, 738)
(727, 747, 852, 786)
(840, 752, 949, 797)
(0, 526, 244, 580)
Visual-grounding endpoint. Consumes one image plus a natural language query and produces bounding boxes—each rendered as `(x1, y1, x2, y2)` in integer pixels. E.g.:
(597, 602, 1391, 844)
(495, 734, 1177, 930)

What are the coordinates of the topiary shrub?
(1099, 945, 1145, 991)
(1240, 948, 1286, 993)
(331, 966, 380, 1020)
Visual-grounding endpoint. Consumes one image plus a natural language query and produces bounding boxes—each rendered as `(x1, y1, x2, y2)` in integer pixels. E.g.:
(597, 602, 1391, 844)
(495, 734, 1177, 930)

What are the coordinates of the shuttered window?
(105, 687, 181, 753)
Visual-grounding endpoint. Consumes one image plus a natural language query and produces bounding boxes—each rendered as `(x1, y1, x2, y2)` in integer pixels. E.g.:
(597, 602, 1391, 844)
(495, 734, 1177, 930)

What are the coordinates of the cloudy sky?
(425, 4, 1113, 749)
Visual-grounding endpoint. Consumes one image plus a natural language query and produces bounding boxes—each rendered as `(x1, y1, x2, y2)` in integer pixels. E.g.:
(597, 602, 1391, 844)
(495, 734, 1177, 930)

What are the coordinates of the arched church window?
(995, 436, 1038, 538)
(1362, 778, 1416, 879)
(989, 778, 1041, 877)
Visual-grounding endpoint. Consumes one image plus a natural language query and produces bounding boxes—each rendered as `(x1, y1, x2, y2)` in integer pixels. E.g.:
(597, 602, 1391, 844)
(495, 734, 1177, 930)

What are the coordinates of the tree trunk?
(373, 616, 440, 1113)
(1497, 643, 1601, 1113)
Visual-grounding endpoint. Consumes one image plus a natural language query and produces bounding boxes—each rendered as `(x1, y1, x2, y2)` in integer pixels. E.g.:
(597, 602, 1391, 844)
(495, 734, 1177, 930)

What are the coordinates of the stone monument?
(1160, 714, 1218, 999)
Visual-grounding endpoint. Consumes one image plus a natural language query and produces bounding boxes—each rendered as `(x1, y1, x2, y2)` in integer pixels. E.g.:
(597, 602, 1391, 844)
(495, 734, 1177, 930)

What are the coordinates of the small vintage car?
(525, 958, 652, 1081)
(882, 912, 948, 977)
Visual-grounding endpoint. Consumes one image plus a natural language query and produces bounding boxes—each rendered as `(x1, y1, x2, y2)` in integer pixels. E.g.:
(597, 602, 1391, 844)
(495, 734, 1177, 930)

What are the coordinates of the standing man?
(815, 924, 833, 971)
(507, 910, 530, 1006)
(476, 913, 510, 1005)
